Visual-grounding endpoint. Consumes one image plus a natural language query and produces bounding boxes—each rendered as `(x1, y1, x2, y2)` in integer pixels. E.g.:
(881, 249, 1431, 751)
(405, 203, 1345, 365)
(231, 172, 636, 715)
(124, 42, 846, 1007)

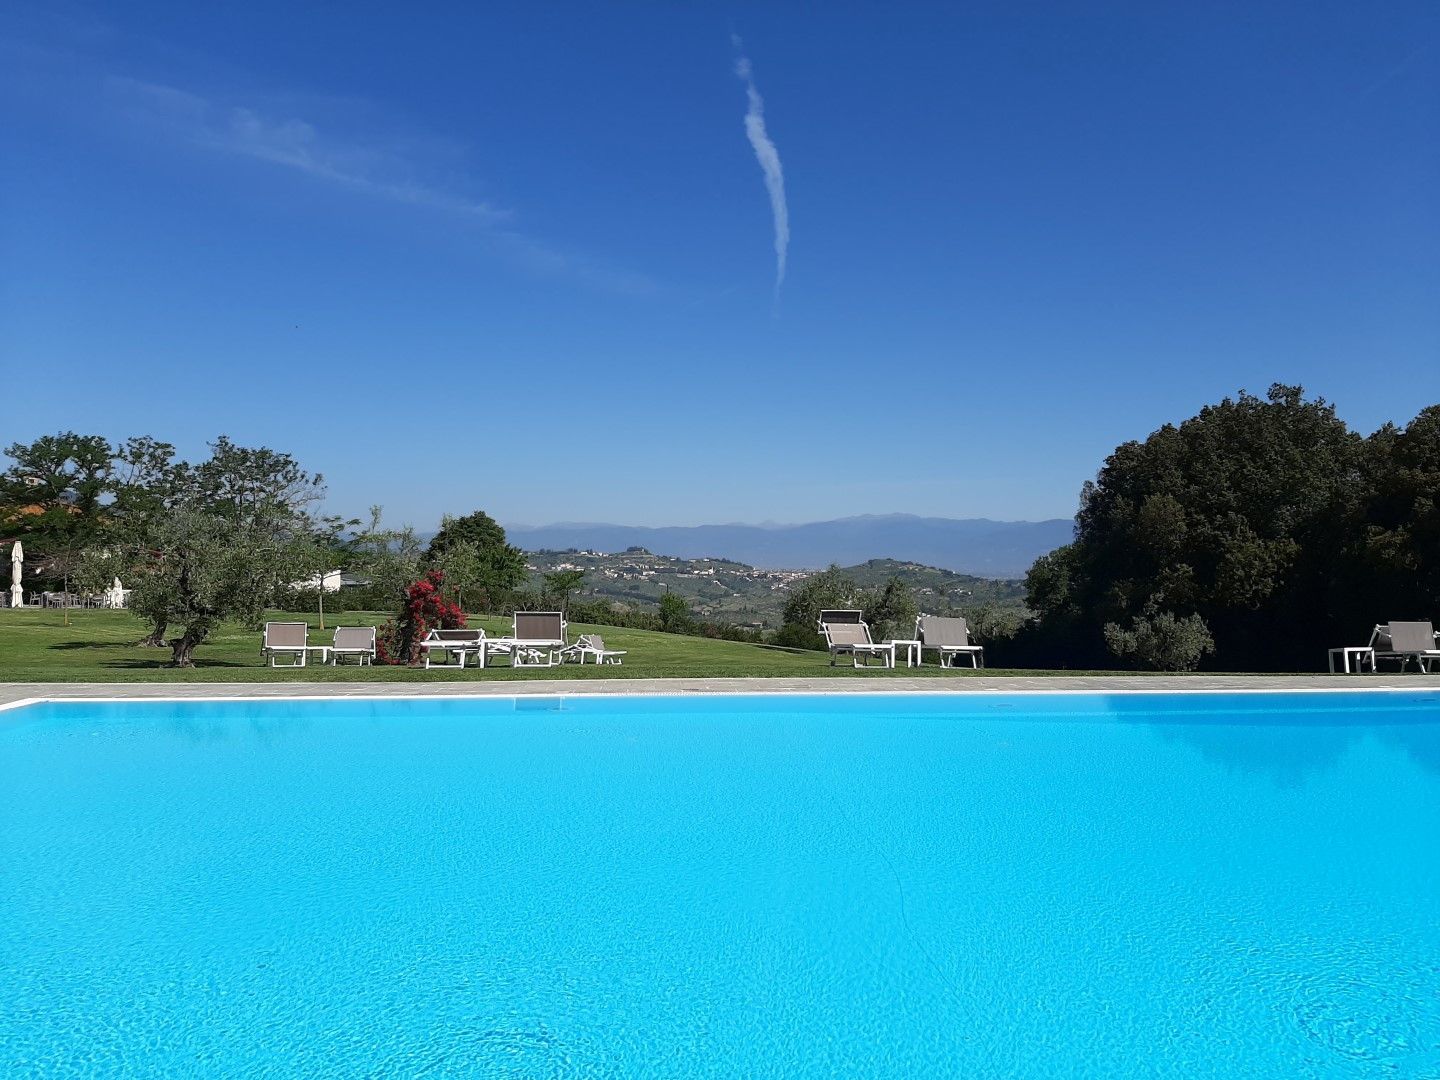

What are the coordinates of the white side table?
(890, 639, 922, 668)
(1328, 647, 1373, 674)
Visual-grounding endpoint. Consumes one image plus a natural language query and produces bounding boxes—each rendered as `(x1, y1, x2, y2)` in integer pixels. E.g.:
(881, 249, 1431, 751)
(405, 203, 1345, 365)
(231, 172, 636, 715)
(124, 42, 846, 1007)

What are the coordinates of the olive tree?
(343, 506, 423, 606)
(126, 510, 316, 667)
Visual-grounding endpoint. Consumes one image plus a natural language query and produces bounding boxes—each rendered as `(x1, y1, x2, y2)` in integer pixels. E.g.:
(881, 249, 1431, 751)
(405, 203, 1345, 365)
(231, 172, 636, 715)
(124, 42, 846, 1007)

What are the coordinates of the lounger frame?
(818, 610, 896, 669)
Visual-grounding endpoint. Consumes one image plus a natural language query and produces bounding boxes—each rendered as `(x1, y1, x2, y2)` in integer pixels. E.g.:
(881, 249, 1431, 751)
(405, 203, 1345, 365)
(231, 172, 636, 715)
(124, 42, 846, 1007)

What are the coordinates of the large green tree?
(424, 510, 527, 611)
(1021, 385, 1437, 671)
(1347, 405, 1440, 622)
(125, 509, 318, 667)
(426, 510, 508, 558)
(188, 436, 327, 528)
(74, 436, 337, 661)
(0, 432, 115, 589)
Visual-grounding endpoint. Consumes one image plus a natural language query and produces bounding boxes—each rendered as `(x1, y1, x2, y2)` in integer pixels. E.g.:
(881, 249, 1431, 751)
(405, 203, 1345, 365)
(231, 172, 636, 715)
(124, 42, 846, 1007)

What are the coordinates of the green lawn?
(0, 608, 1047, 683)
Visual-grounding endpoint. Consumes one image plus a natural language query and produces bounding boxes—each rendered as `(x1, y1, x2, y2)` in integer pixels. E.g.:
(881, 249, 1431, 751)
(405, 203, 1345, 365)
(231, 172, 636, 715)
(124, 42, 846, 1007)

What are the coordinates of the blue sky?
(2, 2, 1436, 530)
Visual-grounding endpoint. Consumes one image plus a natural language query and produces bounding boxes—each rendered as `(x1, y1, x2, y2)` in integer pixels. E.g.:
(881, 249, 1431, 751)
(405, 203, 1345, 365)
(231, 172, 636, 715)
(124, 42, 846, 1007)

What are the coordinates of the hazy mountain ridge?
(506, 514, 1072, 579)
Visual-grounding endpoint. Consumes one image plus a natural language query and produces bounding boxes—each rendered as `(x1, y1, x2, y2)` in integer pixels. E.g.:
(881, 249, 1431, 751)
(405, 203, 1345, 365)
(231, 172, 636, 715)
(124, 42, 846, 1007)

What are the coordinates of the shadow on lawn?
(46, 640, 247, 667)
(98, 657, 251, 669)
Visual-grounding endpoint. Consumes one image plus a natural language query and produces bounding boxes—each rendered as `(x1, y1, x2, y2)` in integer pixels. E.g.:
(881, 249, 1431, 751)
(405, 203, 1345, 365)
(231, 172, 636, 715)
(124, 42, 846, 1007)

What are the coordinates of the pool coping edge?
(3, 677, 1440, 711)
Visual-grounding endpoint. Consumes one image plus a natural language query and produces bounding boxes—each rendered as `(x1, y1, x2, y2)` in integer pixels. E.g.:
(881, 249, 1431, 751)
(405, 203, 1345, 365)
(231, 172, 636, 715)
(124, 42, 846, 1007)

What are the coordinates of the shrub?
(658, 592, 693, 634)
(376, 570, 465, 665)
(1103, 610, 1215, 671)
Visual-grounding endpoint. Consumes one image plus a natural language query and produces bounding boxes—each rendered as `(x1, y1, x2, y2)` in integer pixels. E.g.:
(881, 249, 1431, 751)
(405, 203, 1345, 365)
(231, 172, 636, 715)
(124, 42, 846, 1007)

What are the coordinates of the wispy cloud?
(108, 76, 507, 222)
(103, 75, 655, 294)
(732, 38, 790, 303)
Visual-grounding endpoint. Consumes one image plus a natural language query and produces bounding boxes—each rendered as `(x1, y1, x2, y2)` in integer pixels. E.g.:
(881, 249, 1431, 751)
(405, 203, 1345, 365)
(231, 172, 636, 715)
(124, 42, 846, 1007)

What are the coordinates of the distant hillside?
(525, 550, 1027, 629)
(506, 514, 1072, 579)
(840, 558, 1027, 606)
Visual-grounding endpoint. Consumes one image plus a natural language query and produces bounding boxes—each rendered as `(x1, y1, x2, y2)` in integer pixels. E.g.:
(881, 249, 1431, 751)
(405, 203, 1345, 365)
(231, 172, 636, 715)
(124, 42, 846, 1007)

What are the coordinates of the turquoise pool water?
(3, 692, 1439, 1077)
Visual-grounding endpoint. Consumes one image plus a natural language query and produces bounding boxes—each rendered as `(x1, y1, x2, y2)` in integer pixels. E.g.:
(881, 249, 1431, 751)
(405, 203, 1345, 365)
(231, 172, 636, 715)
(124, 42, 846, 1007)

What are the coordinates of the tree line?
(0, 436, 527, 665)
(5, 384, 1436, 671)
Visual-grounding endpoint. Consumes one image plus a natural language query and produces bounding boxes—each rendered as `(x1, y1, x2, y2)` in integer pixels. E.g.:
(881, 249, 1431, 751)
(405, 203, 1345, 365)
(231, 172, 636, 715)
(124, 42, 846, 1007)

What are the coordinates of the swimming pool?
(3, 691, 1438, 1077)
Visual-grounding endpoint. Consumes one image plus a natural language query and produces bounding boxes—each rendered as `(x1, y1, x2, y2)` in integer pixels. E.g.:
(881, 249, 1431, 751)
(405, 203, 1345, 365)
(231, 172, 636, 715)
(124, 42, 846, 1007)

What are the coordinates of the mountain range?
(505, 514, 1073, 579)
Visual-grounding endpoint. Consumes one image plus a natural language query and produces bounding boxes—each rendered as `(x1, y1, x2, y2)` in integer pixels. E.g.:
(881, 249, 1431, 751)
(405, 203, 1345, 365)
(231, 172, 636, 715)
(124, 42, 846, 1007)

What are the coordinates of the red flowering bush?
(376, 570, 466, 665)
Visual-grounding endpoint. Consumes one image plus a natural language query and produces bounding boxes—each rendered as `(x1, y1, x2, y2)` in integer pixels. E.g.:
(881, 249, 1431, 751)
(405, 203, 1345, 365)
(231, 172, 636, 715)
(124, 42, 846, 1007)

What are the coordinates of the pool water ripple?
(1287, 946, 1440, 1069)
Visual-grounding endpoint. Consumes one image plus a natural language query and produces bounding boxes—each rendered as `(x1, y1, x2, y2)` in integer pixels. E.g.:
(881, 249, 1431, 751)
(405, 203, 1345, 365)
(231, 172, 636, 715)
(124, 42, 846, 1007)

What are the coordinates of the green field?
(0, 609, 1050, 683)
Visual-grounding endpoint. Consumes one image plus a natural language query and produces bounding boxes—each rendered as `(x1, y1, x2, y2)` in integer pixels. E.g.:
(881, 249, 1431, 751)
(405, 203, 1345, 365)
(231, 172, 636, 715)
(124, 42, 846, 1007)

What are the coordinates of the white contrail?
(733, 45, 789, 300)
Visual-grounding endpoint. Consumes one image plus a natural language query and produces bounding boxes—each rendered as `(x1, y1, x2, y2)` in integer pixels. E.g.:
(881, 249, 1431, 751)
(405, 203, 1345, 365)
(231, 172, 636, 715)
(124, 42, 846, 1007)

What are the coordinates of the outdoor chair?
(818, 609, 896, 669)
(916, 614, 985, 668)
(1371, 621, 1440, 673)
(570, 634, 626, 665)
(262, 622, 311, 668)
(508, 612, 569, 668)
(330, 626, 377, 666)
(420, 628, 487, 670)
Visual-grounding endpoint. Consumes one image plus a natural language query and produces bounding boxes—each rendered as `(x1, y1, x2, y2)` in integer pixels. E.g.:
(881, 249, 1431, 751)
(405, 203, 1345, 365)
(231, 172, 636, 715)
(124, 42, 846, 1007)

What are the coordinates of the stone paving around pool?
(3, 673, 1439, 707)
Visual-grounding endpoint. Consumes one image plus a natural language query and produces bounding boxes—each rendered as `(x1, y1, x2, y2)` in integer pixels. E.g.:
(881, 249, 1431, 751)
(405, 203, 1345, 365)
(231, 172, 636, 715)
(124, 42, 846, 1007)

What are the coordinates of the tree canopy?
(423, 510, 527, 610)
(1, 432, 337, 662)
(1022, 386, 1439, 670)
(427, 510, 508, 558)
(0, 432, 116, 582)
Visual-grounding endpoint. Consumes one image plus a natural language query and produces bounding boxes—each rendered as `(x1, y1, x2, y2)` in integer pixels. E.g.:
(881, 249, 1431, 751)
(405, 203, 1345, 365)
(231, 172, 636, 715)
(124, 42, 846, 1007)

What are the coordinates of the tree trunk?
(168, 626, 206, 668)
(137, 619, 168, 647)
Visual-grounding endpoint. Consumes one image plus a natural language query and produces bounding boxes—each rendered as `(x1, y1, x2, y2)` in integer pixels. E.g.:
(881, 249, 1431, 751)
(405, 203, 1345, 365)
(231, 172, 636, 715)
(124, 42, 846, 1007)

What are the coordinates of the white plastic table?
(891, 639, 922, 668)
(1327, 646, 1373, 674)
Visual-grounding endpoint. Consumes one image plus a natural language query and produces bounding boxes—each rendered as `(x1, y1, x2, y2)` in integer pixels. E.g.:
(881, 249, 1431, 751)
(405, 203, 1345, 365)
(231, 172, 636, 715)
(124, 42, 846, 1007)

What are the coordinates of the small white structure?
(290, 569, 346, 594)
(9, 540, 22, 608)
(103, 576, 130, 609)
(288, 569, 370, 594)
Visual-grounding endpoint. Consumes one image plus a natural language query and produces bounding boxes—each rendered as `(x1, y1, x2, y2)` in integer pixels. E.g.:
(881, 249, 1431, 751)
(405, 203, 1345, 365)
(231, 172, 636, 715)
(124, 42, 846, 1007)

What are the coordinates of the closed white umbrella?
(9, 540, 22, 608)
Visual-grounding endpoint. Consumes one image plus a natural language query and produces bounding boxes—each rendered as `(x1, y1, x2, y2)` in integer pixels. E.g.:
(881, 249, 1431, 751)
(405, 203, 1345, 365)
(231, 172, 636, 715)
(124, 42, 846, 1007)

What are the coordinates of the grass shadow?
(99, 657, 252, 670)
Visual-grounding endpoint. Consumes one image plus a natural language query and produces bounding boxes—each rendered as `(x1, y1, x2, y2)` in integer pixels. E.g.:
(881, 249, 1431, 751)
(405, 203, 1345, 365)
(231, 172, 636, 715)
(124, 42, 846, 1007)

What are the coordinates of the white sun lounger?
(504, 612, 569, 668)
(819, 609, 896, 669)
(1372, 621, 1440, 672)
(569, 634, 626, 665)
(420, 628, 487, 669)
(330, 626, 377, 666)
(916, 614, 985, 668)
(262, 622, 312, 667)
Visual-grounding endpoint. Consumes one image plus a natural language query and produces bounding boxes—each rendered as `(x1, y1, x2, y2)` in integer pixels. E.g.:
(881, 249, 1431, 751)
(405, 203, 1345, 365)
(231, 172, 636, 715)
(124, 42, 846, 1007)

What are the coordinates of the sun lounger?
(420, 628, 487, 669)
(569, 634, 626, 665)
(506, 611, 569, 668)
(1373, 621, 1440, 672)
(262, 621, 312, 667)
(818, 609, 896, 669)
(916, 614, 985, 668)
(330, 626, 377, 666)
